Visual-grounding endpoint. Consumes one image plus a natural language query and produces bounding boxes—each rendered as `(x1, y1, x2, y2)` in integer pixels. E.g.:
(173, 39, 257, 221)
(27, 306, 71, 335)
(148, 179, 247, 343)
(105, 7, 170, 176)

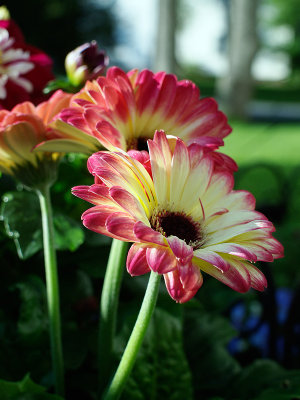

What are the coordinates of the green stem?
(102, 271, 161, 400)
(98, 239, 129, 396)
(37, 185, 64, 397)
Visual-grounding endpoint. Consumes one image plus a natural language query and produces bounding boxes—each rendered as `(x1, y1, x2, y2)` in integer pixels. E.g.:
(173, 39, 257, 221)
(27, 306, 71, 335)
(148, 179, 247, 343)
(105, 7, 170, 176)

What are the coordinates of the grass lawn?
(222, 121, 300, 171)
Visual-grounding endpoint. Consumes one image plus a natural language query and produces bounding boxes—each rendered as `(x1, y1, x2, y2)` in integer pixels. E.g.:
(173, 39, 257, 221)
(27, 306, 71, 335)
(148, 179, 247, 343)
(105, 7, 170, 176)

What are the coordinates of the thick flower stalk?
(37, 67, 232, 155)
(0, 10, 54, 110)
(73, 131, 283, 303)
(0, 90, 71, 396)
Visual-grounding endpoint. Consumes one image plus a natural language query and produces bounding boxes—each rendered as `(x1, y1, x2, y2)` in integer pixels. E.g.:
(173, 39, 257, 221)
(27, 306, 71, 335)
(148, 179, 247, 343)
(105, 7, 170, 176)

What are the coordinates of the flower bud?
(0, 6, 10, 20)
(65, 41, 109, 86)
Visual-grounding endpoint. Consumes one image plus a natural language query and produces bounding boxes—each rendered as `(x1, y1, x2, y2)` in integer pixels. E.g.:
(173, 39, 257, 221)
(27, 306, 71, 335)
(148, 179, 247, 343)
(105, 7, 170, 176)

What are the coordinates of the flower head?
(72, 131, 283, 303)
(39, 67, 232, 155)
(0, 15, 54, 110)
(65, 41, 109, 87)
(0, 90, 72, 188)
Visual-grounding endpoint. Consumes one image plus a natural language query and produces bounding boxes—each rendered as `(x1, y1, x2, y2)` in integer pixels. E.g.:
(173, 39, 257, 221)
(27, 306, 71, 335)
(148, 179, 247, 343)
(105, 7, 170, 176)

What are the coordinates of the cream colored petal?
(179, 155, 213, 214)
(205, 210, 267, 234)
(51, 119, 100, 151)
(97, 153, 156, 216)
(202, 171, 234, 214)
(148, 139, 169, 205)
(204, 220, 273, 246)
(3, 123, 38, 165)
(170, 138, 190, 204)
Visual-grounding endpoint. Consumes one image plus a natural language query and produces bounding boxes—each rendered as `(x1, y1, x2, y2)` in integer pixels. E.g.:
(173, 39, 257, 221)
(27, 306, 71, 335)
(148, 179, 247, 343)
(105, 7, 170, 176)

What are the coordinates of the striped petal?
(109, 186, 148, 223)
(72, 184, 113, 206)
(202, 171, 234, 213)
(205, 210, 268, 234)
(148, 132, 173, 204)
(82, 206, 128, 240)
(202, 242, 258, 262)
(146, 246, 177, 274)
(193, 249, 231, 272)
(205, 220, 274, 246)
(178, 154, 213, 214)
(127, 243, 151, 276)
(95, 120, 124, 150)
(134, 221, 166, 246)
(177, 260, 203, 292)
(167, 236, 193, 264)
(246, 263, 268, 291)
(164, 264, 203, 303)
(196, 257, 252, 293)
(170, 138, 190, 204)
(106, 212, 137, 241)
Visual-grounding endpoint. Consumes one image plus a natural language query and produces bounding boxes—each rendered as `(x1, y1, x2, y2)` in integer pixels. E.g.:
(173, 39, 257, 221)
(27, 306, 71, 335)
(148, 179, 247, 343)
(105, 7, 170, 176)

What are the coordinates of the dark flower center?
(150, 210, 203, 249)
(127, 137, 149, 151)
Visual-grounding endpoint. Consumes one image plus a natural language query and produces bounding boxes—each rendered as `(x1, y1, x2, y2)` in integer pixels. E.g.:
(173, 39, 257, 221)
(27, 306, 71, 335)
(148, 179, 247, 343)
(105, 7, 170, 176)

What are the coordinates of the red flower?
(0, 18, 54, 110)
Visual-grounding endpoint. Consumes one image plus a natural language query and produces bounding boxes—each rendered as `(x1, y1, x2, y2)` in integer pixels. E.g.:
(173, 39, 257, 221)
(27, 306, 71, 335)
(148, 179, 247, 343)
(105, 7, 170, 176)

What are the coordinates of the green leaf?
(229, 359, 300, 400)
(117, 308, 194, 400)
(43, 78, 77, 94)
(0, 374, 63, 399)
(0, 191, 84, 259)
(183, 307, 240, 397)
(13, 276, 48, 343)
(53, 213, 84, 251)
(252, 383, 300, 400)
(0, 191, 42, 259)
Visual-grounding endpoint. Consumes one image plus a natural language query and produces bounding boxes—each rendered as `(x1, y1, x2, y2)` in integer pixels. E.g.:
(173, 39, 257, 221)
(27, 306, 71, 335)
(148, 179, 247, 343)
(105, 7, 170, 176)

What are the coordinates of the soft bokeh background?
(1, 1, 300, 399)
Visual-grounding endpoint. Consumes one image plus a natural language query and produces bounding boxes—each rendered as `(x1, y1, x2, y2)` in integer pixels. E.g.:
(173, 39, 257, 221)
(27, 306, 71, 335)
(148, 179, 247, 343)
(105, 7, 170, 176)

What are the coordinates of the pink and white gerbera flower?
(72, 131, 283, 303)
(39, 67, 232, 155)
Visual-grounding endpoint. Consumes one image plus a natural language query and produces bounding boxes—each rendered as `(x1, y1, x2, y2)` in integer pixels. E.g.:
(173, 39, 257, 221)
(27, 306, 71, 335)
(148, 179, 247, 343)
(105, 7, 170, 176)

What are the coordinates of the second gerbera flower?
(0, 90, 72, 187)
(72, 131, 283, 303)
(40, 67, 232, 154)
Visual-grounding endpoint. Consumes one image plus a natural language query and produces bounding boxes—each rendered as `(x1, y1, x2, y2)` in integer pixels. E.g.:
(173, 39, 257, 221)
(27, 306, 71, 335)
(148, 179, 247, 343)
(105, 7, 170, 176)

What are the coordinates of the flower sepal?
(11, 155, 60, 191)
(43, 77, 79, 95)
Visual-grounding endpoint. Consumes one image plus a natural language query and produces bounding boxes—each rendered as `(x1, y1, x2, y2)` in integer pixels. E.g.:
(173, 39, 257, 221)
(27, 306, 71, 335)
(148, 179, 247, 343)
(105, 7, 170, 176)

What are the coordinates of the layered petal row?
(38, 67, 232, 156)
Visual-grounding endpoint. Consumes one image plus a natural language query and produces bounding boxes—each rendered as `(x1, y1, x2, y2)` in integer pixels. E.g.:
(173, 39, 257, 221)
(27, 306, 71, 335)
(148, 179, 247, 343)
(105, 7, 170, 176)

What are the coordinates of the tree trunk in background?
(217, 0, 259, 119)
(154, 0, 177, 73)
